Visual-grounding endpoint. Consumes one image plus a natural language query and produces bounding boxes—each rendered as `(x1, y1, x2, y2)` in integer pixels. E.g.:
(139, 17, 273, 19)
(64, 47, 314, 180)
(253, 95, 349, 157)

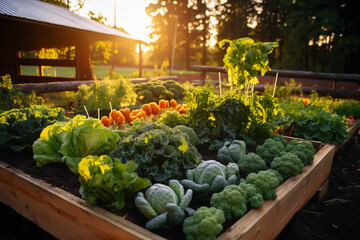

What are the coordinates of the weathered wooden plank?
(0, 162, 164, 240)
(217, 144, 336, 240)
(13, 76, 179, 93)
(191, 65, 360, 82)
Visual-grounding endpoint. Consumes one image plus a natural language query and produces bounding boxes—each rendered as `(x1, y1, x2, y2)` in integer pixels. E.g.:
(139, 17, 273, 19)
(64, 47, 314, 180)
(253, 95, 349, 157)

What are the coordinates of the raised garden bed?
(0, 140, 336, 240)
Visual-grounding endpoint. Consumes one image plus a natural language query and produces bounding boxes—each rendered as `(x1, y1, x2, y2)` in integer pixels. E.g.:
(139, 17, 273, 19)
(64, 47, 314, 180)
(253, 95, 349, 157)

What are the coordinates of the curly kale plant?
(217, 140, 246, 164)
(270, 152, 304, 180)
(256, 138, 284, 164)
(110, 122, 200, 184)
(135, 180, 193, 230)
(210, 185, 247, 221)
(237, 153, 267, 175)
(181, 160, 239, 200)
(246, 170, 279, 200)
(183, 206, 225, 240)
(238, 180, 264, 208)
(285, 140, 315, 165)
(78, 155, 151, 210)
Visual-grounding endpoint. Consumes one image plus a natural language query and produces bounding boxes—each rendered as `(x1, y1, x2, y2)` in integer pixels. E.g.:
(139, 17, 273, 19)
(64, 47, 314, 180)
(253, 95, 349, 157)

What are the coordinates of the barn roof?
(0, 0, 139, 41)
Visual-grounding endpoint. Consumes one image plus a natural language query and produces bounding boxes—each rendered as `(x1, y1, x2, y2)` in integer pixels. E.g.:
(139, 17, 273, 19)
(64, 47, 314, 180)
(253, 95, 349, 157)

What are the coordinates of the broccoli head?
(183, 206, 225, 240)
(239, 180, 264, 208)
(270, 152, 304, 180)
(153, 85, 166, 97)
(256, 138, 284, 164)
(246, 170, 279, 200)
(267, 169, 284, 184)
(210, 185, 247, 221)
(139, 89, 154, 103)
(237, 152, 267, 175)
(271, 134, 288, 147)
(285, 140, 315, 165)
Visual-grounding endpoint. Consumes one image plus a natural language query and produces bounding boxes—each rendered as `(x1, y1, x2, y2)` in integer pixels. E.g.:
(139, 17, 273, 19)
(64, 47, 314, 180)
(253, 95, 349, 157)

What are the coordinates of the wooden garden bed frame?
(0, 140, 337, 240)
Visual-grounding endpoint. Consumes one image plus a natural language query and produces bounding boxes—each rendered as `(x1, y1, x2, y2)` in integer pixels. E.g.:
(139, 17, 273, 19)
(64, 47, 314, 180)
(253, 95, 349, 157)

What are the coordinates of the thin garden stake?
(109, 102, 113, 111)
(218, 72, 223, 97)
(98, 108, 100, 120)
(84, 105, 90, 118)
(272, 72, 279, 98)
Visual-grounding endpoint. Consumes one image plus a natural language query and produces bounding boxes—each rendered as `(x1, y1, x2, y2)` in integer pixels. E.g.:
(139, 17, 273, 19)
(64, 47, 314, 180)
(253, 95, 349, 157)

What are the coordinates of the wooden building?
(0, 0, 143, 84)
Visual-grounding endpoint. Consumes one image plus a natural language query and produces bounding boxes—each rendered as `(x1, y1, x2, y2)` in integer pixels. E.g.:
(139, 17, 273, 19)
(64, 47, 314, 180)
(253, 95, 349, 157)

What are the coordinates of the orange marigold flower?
(142, 104, 152, 116)
(150, 102, 160, 115)
(170, 99, 177, 108)
(101, 116, 110, 127)
(176, 104, 182, 111)
(159, 100, 167, 110)
(120, 108, 131, 123)
(116, 112, 125, 126)
(110, 110, 118, 121)
(165, 100, 169, 109)
(136, 110, 147, 120)
(131, 109, 141, 116)
(178, 107, 187, 114)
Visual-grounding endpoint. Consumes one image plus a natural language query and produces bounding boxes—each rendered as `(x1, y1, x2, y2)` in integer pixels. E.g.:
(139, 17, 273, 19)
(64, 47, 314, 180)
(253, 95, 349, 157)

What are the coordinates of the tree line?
(43, 0, 360, 74)
(145, 0, 360, 74)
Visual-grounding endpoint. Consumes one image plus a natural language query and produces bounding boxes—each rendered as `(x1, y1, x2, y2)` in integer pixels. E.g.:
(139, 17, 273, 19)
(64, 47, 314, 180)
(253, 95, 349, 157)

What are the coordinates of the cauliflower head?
(183, 206, 225, 240)
(210, 185, 247, 221)
(270, 152, 304, 180)
(256, 138, 285, 164)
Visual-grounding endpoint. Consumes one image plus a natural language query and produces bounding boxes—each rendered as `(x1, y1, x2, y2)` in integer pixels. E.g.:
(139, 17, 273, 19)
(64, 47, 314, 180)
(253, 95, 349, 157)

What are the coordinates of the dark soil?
(1, 134, 360, 240)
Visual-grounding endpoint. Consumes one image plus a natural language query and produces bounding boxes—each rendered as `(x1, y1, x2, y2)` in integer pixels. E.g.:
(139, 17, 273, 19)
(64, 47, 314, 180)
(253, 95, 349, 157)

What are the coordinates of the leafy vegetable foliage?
(0, 75, 44, 112)
(33, 115, 121, 174)
(78, 155, 151, 210)
(0, 105, 67, 153)
(110, 121, 200, 184)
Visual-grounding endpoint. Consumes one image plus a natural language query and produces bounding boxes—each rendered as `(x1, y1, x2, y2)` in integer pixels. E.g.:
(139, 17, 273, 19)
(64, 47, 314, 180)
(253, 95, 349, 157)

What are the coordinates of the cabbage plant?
(135, 180, 193, 230)
(181, 160, 239, 200)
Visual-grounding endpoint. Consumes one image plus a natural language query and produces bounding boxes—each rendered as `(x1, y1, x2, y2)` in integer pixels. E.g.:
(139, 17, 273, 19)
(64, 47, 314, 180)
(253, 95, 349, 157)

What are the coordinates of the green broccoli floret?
(153, 85, 166, 97)
(239, 180, 264, 208)
(168, 87, 180, 99)
(267, 168, 284, 184)
(210, 185, 247, 221)
(256, 138, 284, 164)
(217, 140, 246, 164)
(246, 170, 279, 200)
(271, 134, 288, 147)
(183, 206, 225, 240)
(237, 153, 267, 175)
(270, 152, 304, 180)
(159, 90, 174, 100)
(285, 140, 315, 165)
(139, 89, 154, 103)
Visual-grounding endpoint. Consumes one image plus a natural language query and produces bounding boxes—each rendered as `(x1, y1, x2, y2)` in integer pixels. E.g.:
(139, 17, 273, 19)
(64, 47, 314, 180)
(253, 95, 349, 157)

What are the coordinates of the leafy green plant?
(73, 77, 136, 114)
(110, 121, 200, 184)
(78, 155, 151, 210)
(333, 100, 360, 119)
(0, 105, 67, 153)
(0, 74, 43, 112)
(283, 104, 348, 145)
(33, 115, 122, 174)
(219, 38, 278, 102)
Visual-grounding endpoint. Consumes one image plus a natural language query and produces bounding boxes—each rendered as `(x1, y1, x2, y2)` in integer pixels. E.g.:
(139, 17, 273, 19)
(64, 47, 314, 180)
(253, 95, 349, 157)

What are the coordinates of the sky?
(75, 0, 152, 43)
